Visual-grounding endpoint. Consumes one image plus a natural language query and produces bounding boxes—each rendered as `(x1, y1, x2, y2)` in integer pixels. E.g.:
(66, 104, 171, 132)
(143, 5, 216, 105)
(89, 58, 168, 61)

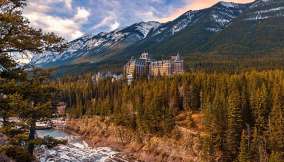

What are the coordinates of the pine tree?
(0, 93, 19, 126)
(189, 84, 201, 111)
(251, 127, 259, 162)
(15, 70, 56, 155)
(169, 81, 181, 113)
(225, 86, 243, 161)
(209, 91, 227, 153)
(238, 130, 252, 162)
(163, 106, 175, 134)
(183, 83, 191, 111)
(0, 0, 65, 54)
(250, 84, 269, 135)
(268, 83, 284, 152)
(240, 85, 253, 128)
(269, 152, 284, 162)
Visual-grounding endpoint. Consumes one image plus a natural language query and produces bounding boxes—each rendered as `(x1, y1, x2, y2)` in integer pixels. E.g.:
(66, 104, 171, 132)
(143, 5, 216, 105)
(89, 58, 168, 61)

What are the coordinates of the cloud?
(24, 12, 84, 40)
(87, 0, 254, 34)
(87, 0, 181, 34)
(23, 0, 256, 40)
(23, 0, 89, 40)
(73, 7, 90, 23)
(92, 16, 118, 31)
(63, 0, 73, 10)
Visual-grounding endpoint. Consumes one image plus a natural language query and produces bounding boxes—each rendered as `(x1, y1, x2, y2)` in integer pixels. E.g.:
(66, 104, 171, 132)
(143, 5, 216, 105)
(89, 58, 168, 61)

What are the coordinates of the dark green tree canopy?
(0, 0, 65, 54)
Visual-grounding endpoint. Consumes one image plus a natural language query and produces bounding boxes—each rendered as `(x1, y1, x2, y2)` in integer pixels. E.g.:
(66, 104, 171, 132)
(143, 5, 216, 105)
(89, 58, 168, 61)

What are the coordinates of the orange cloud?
(159, 0, 254, 22)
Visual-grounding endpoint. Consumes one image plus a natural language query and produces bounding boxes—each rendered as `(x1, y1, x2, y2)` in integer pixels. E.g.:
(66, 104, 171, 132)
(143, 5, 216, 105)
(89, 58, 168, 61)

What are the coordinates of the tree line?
(1, 0, 284, 161)
(54, 70, 284, 162)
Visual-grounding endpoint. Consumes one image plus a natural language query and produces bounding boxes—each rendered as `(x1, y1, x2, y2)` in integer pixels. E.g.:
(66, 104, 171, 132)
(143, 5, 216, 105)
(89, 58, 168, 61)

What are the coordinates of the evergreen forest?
(52, 70, 284, 161)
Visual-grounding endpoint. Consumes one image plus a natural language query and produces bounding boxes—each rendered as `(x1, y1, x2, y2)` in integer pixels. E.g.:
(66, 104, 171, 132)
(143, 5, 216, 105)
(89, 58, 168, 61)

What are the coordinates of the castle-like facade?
(124, 52, 184, 79)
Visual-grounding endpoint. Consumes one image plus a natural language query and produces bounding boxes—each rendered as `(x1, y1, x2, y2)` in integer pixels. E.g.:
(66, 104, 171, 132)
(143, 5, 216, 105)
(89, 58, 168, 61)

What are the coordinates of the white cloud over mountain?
(23, 0, 90, 40)
(23, 0, 254, 41)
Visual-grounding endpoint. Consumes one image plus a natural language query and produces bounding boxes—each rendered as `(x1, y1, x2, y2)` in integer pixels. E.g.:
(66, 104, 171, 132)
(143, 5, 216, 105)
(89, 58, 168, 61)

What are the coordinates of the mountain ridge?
(29, 0, 284, 76)
(32, 1, 249, 66)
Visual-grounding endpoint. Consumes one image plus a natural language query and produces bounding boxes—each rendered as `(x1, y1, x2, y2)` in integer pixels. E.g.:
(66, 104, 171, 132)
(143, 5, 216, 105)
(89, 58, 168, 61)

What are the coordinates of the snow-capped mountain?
(205, 1, 249, 31)
(31, 21, 161, 67)
(25, 0, 284, 76)
(245, 0, 284, 20)
(145, 1, 249, 43)
(31, 1, 249, 67)
(156, 1, 248, 35)
(203, 0, 284, 54)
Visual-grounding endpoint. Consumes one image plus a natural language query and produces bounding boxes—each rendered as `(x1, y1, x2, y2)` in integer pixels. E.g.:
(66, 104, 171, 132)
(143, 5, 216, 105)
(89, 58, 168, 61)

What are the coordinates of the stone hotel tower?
(124, 52, 184, 80)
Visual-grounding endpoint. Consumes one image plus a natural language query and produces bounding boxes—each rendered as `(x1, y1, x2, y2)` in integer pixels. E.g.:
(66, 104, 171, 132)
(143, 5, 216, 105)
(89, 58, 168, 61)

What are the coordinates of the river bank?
(66, 115, 205, 162)
(35, 129, 134, 162)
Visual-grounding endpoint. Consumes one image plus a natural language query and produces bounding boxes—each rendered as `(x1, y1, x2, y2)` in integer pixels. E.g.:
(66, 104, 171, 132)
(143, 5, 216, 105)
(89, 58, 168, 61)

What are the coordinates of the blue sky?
(23, 0, 252, 40)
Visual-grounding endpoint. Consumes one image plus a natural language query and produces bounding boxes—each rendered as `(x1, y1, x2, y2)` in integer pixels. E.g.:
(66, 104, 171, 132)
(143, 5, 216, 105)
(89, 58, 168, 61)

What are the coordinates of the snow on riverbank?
(35, 129, 128, 162)
(35, 145, 119, 162)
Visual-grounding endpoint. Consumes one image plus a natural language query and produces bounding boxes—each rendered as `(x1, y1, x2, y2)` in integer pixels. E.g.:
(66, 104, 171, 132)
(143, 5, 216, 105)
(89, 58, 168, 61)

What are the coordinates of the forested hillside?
(203, 0, 284, 55)
(2, 0, 284, 161)
(52, 70, 284, 161)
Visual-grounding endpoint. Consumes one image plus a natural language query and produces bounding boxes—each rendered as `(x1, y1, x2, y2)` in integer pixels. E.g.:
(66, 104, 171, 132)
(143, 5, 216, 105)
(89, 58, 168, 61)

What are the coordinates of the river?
(35, 129, 130, 162)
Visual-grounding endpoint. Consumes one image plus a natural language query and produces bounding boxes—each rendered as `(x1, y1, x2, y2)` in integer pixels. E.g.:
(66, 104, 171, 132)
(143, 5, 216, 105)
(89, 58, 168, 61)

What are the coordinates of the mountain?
(30, 0, 284, 76)
(32, 1, 249, 67)
(203, 0, 284, 54)
(31, 21, 161, 67)
(122, 1, 250, 58)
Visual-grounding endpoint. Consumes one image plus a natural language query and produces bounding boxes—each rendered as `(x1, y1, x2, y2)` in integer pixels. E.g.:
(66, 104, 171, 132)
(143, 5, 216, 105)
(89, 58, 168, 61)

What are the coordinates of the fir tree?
(189, 84, 201, 111)
(269, 152, 284, 162)
(0, 0, 65, 54)
(183, 83, 191, 111)
(169, 81, 181, 113)
(250, 84, 269, 135)
(238, 130, 252, 162)
(268, 83, 284, 152)
(225, 86, 243, 161)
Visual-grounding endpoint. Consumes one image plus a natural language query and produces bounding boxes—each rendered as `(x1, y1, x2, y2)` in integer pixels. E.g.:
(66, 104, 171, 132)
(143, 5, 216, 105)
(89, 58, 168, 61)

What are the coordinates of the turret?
(140, 52, 150, 60)
(176, 53, 181, 61)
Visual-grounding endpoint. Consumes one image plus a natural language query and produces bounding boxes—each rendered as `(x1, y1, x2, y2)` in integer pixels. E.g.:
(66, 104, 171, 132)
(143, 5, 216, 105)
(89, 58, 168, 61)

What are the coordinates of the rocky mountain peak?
(27, 0, 284, 76)
(218, 1, 240, 8)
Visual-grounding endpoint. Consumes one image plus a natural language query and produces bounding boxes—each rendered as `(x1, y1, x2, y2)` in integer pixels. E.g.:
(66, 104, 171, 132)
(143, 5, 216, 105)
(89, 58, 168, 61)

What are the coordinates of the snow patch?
(8, 51, 33, 65)
(206, 27, 221, 32)
(171, 11, 197, 34)
(0, 64, 7, 72)
(245, 14, 284, 21)
(245, 6, 284, 21)
(249, 0, 273, 9)
(256, 7, 284, 14)
(135, 22, 160, 38)
(35, 145, 119, 162)
(212, 14, 230, 26)
(220, 2, 239, 8)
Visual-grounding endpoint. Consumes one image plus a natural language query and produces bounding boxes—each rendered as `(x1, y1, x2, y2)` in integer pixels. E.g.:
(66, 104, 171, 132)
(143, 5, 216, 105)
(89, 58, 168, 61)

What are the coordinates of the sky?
(23, 0, 254, 40)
